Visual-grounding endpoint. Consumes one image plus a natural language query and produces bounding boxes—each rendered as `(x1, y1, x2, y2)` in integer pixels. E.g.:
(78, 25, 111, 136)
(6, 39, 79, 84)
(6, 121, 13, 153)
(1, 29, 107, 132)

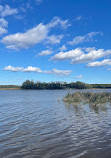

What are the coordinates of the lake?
(0, 89, 111, 158)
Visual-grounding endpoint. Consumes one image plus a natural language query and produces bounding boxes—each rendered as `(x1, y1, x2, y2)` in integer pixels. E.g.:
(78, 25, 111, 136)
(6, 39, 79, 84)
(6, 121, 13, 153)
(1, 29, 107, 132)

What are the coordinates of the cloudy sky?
(0, 0, 111, 85)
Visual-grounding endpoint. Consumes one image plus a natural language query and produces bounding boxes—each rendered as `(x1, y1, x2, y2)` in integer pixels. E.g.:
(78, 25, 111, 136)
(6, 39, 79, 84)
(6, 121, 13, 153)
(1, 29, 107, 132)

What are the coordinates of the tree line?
(1, 80, 111, 90)
(21, 80, 111, 90)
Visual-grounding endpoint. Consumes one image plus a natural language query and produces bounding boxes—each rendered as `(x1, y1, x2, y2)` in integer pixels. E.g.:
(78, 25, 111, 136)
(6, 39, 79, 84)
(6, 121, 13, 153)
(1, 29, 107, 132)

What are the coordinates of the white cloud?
(0, 27, 7, 35)
(2, 17, 70, 50)
(15, 15, 25, 20)
(51, 48, 111, 65)
(4, 65, 23, 72)
(85, 47, 96, 52)
(48, 16, 71, 29)
(0, 18, 8, 27)
(44, 69, 72, 76)
(87, 59, 111, 67)
(22, 66, 42, 72)
(75, 75, 83, 79)
(0, 5, 18, 17)
(68, 32, 103, 45)
(46, 35, 63, 44)
(23, 67, 72, 76)
(2, 23, 48, 49)
(71, 49, 111, 64)
(51, 48, 84, 61)
(6, 45, 19, 50)
(0, 18, 8, 35)
(4, 65, 72, 76)
(60, 45, 67, 51)
(39, 50, 53, 56)
(51, 69, 72, 76)
(0, 6, 18, 36)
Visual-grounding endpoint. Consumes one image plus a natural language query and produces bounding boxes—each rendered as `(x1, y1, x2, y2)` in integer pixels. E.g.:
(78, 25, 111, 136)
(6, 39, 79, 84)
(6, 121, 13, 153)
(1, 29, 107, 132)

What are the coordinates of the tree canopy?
(21, 80, 94, 90)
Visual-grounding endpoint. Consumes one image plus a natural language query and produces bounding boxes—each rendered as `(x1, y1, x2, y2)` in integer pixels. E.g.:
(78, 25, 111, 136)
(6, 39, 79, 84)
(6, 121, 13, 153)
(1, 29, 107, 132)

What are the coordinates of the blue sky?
(0, 0, 111, 85)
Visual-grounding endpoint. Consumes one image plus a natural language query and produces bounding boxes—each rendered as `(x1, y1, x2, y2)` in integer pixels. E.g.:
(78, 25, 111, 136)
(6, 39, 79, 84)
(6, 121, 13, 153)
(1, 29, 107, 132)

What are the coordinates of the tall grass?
(64, 92, 111, 106)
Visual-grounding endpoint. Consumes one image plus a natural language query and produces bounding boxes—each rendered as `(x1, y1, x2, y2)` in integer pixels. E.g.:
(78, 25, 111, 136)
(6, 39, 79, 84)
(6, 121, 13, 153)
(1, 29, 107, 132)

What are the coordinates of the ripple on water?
(0, 90, 111, 158)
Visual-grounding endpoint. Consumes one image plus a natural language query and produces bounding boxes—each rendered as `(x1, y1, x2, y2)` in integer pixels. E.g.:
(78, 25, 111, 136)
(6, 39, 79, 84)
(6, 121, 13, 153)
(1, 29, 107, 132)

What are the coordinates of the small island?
(1, 80, 111, 90)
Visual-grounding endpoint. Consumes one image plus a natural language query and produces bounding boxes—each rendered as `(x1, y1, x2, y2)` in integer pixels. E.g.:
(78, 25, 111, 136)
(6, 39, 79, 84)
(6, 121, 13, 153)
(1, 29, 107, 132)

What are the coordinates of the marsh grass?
(64, 92, 111, 107)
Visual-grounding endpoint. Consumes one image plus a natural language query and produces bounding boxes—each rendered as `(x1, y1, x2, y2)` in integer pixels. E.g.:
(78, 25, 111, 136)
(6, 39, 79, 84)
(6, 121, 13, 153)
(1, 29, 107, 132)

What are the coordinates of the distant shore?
(0, 88, 111, 90)
(1, 80, 111, 90)
(0, 88, 20, 90)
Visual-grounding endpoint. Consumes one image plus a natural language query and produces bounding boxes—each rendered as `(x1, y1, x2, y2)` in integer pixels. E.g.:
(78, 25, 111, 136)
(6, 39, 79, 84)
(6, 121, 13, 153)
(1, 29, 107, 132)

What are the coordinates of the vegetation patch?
(1, 80, 111, 90)
(0, 85, 21, 90)
(21, 80, 111, 90)
(64, 92, 111, 106)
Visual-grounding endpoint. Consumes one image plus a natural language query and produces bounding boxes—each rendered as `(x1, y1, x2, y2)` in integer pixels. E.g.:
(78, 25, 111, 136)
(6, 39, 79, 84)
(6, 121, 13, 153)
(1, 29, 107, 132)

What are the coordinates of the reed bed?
(64, 92, 111, 106)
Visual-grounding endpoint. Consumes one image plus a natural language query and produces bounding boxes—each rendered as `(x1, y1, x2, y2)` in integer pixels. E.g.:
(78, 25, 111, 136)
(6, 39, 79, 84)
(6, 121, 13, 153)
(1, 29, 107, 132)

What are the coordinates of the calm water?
(1, 89, 111, 158)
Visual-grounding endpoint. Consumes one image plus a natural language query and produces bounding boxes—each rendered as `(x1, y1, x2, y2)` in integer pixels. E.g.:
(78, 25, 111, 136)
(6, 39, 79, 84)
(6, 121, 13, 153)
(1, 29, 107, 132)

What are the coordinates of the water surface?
(0, 89, 111, 158)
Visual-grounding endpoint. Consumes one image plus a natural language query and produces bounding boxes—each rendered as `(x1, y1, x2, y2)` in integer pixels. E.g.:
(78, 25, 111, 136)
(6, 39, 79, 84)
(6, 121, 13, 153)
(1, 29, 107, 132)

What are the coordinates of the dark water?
(1, 89, 111, 158)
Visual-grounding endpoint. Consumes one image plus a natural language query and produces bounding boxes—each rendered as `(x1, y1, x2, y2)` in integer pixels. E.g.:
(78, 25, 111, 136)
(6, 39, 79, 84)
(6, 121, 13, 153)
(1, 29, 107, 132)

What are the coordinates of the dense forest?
(21, 80, 111, 90)
(1, 80, 111, 90)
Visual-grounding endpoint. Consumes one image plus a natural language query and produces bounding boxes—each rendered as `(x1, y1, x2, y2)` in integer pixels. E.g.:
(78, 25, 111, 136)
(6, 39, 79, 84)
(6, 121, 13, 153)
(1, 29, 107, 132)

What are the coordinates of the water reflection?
(89, 103, 108, 113)
(65, 102, 109, 114)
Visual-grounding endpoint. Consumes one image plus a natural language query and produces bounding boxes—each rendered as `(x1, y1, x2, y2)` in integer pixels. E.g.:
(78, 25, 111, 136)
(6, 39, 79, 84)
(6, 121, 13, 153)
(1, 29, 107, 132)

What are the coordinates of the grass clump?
(64, 92, 111, 106)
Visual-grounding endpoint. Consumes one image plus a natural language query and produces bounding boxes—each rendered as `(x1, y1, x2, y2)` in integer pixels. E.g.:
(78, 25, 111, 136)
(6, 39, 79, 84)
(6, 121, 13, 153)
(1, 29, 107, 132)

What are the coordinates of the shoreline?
(0, 88, 111, 90)
(0, 88, 21, 90)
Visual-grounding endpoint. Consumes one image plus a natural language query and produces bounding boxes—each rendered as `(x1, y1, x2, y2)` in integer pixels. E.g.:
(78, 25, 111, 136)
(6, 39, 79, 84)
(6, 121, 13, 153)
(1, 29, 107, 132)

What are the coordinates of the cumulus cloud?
(87, 59, 111, 67)
(4, 65, 72, 76)
(4, 65, 23, 72)
(51, 48, 84, 61)
(52, 69, 72, 76)
(85, 47, 96, 52)
(71, 49, 111, 64)
(51, 48, 111, 65)
(39, 50, 53, 56)
(60, 45, 67, 51)
(2, 23, 48, 49)
(2, 17, 70, 50)
(46, 35, 63, 44)
(68, 32, 103, 45)
(45, 69, 72, 76)
(0, 5, 18, 17)
(22, 66, 42, 72)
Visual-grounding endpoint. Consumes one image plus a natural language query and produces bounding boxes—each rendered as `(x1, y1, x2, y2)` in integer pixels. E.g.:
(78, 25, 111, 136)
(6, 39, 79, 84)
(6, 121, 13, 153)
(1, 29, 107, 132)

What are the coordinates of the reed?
(64, 92, 111, 106)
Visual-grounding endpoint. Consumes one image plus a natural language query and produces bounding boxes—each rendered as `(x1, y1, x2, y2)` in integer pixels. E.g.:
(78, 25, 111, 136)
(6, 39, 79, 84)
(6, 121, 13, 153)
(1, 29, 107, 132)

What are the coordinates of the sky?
(0, 0, 111, 85)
